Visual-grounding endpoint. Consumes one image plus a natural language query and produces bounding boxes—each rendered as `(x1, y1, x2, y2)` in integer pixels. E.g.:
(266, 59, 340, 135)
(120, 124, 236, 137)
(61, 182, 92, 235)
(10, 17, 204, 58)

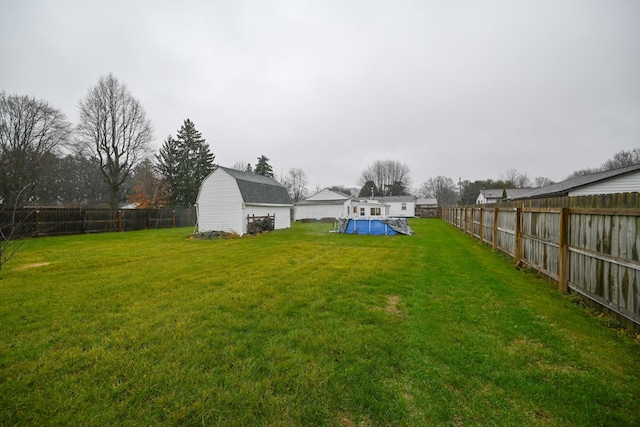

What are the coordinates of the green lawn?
(1, 220, 638, 426)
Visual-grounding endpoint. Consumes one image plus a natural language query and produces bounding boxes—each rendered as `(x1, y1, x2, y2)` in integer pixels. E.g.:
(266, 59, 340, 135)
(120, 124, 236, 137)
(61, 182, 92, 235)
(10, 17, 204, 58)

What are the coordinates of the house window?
(360, 207, 365, 216)
(353, 206, 357, 214)
(401, 203, 407, 211)
(370, 207, 381, 216)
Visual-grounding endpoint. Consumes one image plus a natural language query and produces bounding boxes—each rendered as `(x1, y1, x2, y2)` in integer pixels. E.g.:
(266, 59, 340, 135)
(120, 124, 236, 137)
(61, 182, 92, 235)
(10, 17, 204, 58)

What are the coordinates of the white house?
(295, 190, 416, 220)
(349, 199, 390, 218)
(476, 188, 532, 204)
(294, 189, 355, 221)
(374, 195, 416, 217)
(196, 167, 292, 234)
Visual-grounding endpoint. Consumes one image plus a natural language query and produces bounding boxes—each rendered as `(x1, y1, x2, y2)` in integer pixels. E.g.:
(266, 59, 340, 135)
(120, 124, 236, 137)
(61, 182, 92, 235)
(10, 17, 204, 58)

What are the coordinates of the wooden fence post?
(118, 210, 123, 232)
(35, 210, 40, 237)
(514, 207, 521, 266)
(479, 208, 484, 243)
(558, 207, 569, 293)
(172, 210, 176, 228)
(462, 208, 467, 233)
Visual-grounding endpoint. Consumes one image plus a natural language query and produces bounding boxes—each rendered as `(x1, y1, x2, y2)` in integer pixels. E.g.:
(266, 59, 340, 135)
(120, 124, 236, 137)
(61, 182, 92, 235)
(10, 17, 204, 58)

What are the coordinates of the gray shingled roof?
(480, 188, 532, 199)
(375, 195, 416, 203)
(296, 199, 347, 206)
(511, 163, 640, 200)
(221, 167, 292, 205)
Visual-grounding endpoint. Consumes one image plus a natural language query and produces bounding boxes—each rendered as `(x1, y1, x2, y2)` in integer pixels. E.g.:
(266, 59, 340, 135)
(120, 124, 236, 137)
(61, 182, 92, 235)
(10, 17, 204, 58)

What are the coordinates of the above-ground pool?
(336, 218, 413, 235)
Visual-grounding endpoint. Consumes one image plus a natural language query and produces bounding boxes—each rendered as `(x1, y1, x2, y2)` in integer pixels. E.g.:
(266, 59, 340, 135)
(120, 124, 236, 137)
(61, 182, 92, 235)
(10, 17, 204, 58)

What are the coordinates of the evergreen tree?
(156, 120, 215, 206)
(386, 181, 409, 196)
(358, 180, 379, 198)
(156, 135, 180, 200)
(254, 155, 273, 177)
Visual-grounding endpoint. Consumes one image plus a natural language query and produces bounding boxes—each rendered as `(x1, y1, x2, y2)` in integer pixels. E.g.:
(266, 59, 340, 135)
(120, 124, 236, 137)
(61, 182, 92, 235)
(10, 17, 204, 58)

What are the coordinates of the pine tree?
(156, 120, 215, 206)
(156, 135, 180, 199)
(254, 155, 273, 177)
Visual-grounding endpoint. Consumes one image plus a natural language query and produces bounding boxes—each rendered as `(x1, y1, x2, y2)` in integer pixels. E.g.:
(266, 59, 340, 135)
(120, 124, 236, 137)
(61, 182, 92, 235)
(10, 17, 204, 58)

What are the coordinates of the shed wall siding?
(569, 171, 640, 196)
(197, 170, 243, 233)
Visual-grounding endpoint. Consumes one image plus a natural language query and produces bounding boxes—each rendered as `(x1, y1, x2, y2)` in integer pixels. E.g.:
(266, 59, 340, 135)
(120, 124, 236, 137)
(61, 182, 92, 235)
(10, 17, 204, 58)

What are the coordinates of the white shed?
(196, 167, 292, 234)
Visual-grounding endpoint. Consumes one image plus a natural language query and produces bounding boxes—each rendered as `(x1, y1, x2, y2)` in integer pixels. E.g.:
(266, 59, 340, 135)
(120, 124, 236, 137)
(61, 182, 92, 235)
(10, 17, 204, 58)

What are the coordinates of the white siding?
(196, 170, 244, 233)
(306, 189, 350, 201)
(569, 171, 640, 196)
(387, 201, 416, 217)
(294, 203, 347, 220)
(245, 205, 291, 232)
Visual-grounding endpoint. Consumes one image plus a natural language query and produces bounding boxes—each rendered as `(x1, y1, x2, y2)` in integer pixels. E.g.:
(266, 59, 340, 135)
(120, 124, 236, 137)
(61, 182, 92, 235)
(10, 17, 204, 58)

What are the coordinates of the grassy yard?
(1, 219, 639, 426)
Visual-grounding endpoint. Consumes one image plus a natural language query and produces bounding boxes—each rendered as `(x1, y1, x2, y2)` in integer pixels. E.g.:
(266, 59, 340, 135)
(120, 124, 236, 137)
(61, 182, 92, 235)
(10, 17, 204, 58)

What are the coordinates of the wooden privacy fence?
(442, 199, 640, 327)
(0, 207, 196, 237)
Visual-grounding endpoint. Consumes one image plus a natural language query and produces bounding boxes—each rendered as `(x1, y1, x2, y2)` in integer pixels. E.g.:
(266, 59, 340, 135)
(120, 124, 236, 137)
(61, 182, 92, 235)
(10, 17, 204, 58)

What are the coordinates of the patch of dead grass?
(385, 295, 402, 317)
(14, 262, 50, 271)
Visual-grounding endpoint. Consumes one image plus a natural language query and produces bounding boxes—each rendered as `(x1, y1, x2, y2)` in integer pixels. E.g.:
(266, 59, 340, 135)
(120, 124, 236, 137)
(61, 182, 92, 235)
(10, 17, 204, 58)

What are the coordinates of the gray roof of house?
(375, 195, 416, 203)
(220, 167, 292, 205)
(416, 198, 438, 206)
(510, 163, 640, 200)
(295, 199, 347, 206)
(480, 188, 532, 199)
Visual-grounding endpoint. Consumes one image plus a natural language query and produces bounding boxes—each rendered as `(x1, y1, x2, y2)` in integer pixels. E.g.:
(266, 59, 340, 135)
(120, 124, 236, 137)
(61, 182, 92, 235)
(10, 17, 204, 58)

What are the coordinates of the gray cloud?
(2, 0, 638, 190)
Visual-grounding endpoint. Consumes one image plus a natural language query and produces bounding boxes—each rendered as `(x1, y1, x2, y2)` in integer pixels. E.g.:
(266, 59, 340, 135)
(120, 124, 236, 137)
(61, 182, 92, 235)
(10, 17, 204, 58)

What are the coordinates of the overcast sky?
(2, 0, 639, 191)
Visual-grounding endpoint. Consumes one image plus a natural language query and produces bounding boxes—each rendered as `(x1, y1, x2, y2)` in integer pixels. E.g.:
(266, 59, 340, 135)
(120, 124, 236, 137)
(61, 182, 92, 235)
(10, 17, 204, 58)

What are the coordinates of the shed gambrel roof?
(220, 167, 292, 205)
(510, 163, 640, 200)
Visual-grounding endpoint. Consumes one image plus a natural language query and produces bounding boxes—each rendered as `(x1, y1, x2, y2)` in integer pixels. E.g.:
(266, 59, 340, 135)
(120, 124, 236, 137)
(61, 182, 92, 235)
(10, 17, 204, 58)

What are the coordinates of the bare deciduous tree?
(0, 92, 71, 207)
(76, 74, 153, 210)
(0, 185, 33, 271)
(420, 176, 458, 207)
(601, 148, 640, 170)
(127, 158, 170, 208)
(358, 160, 411, 196)
(283, 168, 309, 202)
(500, 168, 531, 188)
(533, 176, 554, 188)
(232, 161, 247, 171)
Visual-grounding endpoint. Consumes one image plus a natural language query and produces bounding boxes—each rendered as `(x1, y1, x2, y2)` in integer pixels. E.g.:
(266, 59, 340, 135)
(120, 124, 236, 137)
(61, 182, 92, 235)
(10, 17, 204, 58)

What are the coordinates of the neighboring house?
(295, 190, 416, 220)
(294, 188, 355, 221)
(374, 195, 416, 217)
(476, 188, 532, 204)
(511, 163, 640, 200)
(196, 166, 292, 234)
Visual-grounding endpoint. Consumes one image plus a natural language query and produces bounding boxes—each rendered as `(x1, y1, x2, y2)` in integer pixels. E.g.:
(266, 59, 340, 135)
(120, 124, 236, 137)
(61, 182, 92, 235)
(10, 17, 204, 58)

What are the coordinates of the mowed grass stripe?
(0, 220, 638, 426)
